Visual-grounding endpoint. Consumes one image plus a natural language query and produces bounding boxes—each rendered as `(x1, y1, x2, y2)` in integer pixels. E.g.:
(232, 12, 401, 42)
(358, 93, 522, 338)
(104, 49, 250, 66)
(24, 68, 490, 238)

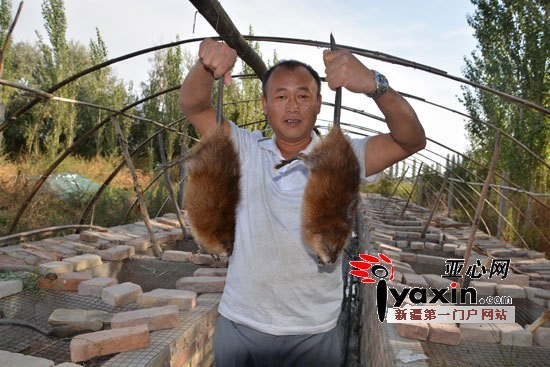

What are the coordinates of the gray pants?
(213, 315, 342, 367)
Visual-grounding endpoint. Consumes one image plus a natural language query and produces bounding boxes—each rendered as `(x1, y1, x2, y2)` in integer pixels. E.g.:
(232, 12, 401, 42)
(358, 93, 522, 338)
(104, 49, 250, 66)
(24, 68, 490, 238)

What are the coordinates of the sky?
(11, 0, 479, 168)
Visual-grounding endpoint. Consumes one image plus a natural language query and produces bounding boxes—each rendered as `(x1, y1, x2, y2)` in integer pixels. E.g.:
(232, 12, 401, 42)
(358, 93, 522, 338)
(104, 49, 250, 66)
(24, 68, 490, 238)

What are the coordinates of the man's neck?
(275, 136, 312, 159)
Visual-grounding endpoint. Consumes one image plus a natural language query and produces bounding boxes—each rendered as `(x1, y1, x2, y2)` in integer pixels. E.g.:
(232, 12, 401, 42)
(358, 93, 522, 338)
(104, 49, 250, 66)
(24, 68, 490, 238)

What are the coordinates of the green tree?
(75, 28, 131, 158)
(461, 0, 549, 245)
(34, 0, 78, 158)
(462, 0, 548, 185)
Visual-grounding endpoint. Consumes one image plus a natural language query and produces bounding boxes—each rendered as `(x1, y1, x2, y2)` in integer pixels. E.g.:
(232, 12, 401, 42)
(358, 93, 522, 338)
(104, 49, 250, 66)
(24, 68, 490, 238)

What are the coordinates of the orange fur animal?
(275, 33, 360, 265)
(183, 124, 240, 255)
(277, 124, 360, 265)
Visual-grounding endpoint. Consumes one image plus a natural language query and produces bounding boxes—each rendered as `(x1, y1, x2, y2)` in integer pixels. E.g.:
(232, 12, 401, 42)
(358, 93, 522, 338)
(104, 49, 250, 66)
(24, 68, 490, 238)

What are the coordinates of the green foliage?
(0, 270, 38, 291)
(462, 0, 549, 187)
(460, 0, 549, 249)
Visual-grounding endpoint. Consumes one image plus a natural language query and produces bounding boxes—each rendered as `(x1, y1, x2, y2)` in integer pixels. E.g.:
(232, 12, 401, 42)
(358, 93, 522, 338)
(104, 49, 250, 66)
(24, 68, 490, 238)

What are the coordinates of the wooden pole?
(157, 133, 187, 238)
(382, 166, 409, 211)
(400, 162, 423, 218)
(178, 137, 188, 209)
(421, 170, 450, 238)
(188, 0, 267, 78)
(0, 224, 107, 247)
(461, 133, 501, 287)
(497, 171, 510, 238)
(447, 179, 454, 217)
(113, 119, 162, 257)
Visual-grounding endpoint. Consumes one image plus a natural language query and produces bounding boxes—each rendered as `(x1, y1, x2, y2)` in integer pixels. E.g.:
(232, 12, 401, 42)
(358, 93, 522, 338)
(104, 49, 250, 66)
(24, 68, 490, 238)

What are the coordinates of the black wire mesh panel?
(421, 340, 550, 367)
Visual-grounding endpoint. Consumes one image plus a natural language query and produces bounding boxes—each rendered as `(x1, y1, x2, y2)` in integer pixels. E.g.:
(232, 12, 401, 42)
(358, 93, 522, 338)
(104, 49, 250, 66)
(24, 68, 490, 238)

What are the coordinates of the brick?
(402, 273, 429, 288)
(38, 261, 74, 276)
(407, 232, 422, 240)
(534, 327, 550, 347)
(0, 279, 23, 299)
(395, 231, 409, 239)
(428, 323, 460, 345)
(111, 305, 180, 331)
(37, 272, 92, 292)
(125, 237, 150, 251)
(176, 276, 226, 293)
(162, 250, 192, 262)
(534, 288, 550, 300)
(424, 233, 441, 242)
(166, 228, 185, 241)
(0, 350, 54, 367)
(470, 281, 496, 296)
(97, 245, 134, 261)
(454, 245, 467, 256)
(48, 308, 112, 326)
(480, 273, 530, 287)
(443, 234, 460, 243)
(79, 230, 99, 243)
(495, 323, 532, 347)
(194, 268, 228, 277)
(70, 324, 149, 362)
(157, 217, 182, 227)
(525, 287, 544, 306)
(90, 230, 135, 244)
(399, 252, 416, 263)
(422, 274, 454, 289)
(425, 242, 441, 251)
(396, 240, 409, 249)
(396, 322, 429, 340)
(63, 254, 102, 272)
(101, 282, 142, 306)
(460, 323, 500, 343)
(78, 277, 118, 297)
(496, 284, 526, 298)
(415, 254, 446, 266)
(155, 232, 173, 245)
(376, 243, 402, 252)
(0, 254, 26, 267)
(137, 288, 197, 310)
(190, 253, 217, 266)
(410, 241, 425, 250)
(442, 243, 458, 252)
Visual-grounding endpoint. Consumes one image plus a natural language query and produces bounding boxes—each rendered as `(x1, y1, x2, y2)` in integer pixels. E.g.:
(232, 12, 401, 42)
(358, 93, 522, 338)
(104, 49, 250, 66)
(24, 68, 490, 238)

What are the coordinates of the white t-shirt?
(218, 121, 378, 336)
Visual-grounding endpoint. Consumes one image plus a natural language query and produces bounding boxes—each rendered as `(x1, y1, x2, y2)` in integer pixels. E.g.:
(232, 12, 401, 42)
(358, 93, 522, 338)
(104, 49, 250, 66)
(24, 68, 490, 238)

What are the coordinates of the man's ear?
(261, 95, 267, 115)
(317, 94, 322, 114)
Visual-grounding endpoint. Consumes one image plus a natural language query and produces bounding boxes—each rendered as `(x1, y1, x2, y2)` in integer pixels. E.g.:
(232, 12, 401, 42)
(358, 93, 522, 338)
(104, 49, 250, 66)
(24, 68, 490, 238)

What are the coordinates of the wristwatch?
(366, 70, 389, 99)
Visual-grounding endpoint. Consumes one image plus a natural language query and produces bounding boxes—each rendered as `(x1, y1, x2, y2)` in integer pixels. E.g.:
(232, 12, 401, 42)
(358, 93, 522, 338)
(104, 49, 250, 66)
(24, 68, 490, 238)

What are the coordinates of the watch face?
(369, 70, 389, 99)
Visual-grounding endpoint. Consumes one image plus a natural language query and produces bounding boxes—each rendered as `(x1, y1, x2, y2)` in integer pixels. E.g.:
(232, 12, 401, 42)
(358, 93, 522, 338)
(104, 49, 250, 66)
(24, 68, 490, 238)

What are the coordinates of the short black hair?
(261, 60, 321, 97)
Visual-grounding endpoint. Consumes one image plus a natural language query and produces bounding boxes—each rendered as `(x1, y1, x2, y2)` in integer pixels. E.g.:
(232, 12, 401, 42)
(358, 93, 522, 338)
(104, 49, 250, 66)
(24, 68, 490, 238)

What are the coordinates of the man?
(179, 39, 425, 367)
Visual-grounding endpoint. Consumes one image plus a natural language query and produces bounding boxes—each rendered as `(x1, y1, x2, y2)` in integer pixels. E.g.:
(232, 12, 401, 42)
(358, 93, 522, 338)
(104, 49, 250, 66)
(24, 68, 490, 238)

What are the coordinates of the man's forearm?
(179, 61, 215, 118)
(374, 88, 426, 153)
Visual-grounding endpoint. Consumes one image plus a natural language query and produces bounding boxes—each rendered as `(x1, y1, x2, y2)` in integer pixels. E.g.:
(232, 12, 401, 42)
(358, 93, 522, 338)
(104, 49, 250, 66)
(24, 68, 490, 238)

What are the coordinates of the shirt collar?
(258, 131, 320, 158)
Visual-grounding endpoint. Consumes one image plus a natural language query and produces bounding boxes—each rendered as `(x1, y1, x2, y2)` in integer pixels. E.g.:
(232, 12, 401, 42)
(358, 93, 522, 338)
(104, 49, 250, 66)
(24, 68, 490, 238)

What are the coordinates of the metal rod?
(330, 33, 342, 127)
(217, 78, 224, 125)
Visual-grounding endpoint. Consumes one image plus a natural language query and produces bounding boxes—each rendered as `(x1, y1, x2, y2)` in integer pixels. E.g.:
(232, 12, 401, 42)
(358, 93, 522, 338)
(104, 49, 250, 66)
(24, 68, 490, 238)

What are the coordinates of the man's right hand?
(198, 39, 238, 86)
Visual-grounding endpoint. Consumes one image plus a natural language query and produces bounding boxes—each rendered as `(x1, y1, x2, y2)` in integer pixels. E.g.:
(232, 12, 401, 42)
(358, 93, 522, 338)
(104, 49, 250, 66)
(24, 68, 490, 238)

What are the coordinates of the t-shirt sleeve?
(350, 136, 381, 183)
(228, 120, 263, 165)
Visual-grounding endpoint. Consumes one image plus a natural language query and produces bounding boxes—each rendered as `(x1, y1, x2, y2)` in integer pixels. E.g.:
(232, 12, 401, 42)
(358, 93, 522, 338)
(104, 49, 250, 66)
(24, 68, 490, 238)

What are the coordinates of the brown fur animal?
(183, 124, 240, 255)
(276, 123, 360, 265)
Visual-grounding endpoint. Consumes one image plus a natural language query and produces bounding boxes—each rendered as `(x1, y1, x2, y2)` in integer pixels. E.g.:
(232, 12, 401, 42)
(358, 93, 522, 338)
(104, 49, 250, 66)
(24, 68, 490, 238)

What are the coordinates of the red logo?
(349, 253, 395, 283)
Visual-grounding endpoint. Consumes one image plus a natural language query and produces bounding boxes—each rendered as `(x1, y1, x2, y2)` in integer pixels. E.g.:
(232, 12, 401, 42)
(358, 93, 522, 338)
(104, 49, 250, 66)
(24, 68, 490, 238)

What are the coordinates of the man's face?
(262, 66, 322, 147)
